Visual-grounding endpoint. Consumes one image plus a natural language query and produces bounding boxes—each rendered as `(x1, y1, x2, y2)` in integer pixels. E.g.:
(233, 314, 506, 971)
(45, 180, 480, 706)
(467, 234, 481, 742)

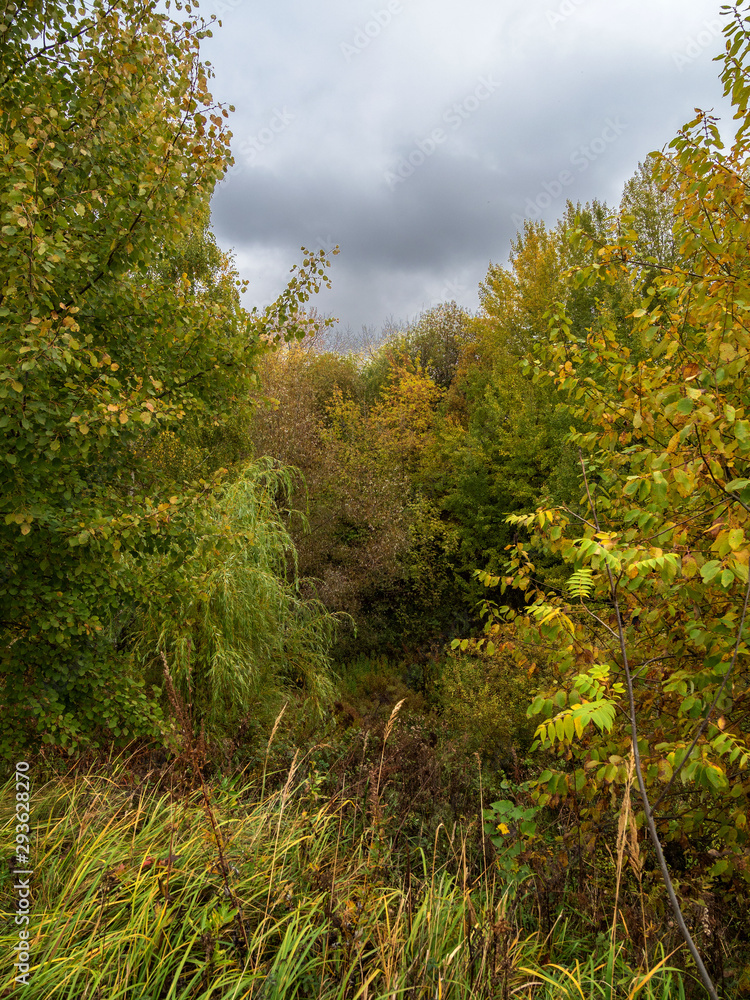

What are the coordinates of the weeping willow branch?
(132, 457, 341, 735)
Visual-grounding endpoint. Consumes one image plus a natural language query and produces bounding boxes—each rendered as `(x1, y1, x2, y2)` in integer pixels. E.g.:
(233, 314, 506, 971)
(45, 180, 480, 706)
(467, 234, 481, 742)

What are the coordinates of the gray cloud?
(203, 0, 733, 335)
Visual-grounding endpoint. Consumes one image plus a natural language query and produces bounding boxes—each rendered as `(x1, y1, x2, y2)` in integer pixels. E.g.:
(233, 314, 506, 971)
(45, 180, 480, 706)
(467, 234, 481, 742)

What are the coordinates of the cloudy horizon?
(200, 0, 733, 339)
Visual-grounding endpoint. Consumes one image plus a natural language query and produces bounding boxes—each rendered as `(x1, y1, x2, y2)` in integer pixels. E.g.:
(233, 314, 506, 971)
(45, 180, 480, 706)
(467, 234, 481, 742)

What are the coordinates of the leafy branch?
(578, 450, 719, 1000)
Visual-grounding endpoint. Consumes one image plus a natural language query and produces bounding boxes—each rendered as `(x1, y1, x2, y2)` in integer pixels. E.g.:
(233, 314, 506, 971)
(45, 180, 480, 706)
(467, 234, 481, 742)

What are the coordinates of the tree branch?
(579, 450, 718, 1000)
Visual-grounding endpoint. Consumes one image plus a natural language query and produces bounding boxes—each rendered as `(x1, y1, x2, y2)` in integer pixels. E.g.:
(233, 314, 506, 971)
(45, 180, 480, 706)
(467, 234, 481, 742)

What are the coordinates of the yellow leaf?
(563, 713, 575, 741)
(666, 431, 681, 454)
(682, 554, 698, 578)
(20, 524, 30, 535)
(11, 381, 23, 393)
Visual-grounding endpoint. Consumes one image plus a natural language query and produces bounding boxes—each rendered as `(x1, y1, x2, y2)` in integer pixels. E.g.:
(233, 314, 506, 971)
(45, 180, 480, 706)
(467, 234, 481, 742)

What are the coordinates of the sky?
(200, 0, 733, 341)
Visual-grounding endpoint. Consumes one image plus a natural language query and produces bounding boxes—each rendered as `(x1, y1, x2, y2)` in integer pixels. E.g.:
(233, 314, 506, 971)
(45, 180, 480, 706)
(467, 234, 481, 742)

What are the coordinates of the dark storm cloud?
(215, 154, 510, 269)
(202, 0, 732, 334)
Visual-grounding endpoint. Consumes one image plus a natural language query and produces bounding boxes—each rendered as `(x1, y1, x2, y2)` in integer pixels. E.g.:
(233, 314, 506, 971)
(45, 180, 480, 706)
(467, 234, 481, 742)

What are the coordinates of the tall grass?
(1, 740, 692, 1000)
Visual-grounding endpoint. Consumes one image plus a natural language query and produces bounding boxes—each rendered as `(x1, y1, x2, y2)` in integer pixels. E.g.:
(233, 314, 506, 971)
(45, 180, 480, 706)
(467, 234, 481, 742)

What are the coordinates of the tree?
(620, 153, 679, 281)
(247, 330, 389, 621)
(401, 301, 470, 390)
(0, 0, 336, 752)
(131, 460, 338, 735)
(471, 6, 750, 993)
(429, 215, 609, 588)
(248, 333, 466, 651)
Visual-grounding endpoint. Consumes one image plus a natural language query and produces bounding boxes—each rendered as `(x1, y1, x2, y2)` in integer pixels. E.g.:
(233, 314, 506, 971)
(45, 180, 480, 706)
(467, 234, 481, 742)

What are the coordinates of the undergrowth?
(0, 692, 706, 1000)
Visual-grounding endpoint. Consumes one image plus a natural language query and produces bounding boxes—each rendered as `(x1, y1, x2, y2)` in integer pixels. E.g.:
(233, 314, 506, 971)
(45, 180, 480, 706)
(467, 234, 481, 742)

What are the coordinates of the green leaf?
(700, 560, 722, 583)
(728, 528, 744, 550)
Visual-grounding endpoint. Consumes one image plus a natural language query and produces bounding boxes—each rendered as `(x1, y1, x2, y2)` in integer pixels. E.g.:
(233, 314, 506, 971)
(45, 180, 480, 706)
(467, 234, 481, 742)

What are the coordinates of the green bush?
(434, 651, 537, 769)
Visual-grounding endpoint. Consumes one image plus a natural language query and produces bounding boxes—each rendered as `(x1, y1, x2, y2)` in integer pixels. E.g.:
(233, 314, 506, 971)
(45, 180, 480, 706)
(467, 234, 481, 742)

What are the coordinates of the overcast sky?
(200, 0, 733, 339)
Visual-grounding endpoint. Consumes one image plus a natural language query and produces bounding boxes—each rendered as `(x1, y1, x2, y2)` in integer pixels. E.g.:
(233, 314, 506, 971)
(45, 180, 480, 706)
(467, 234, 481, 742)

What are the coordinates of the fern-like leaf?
(568, 567, 594, 599)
